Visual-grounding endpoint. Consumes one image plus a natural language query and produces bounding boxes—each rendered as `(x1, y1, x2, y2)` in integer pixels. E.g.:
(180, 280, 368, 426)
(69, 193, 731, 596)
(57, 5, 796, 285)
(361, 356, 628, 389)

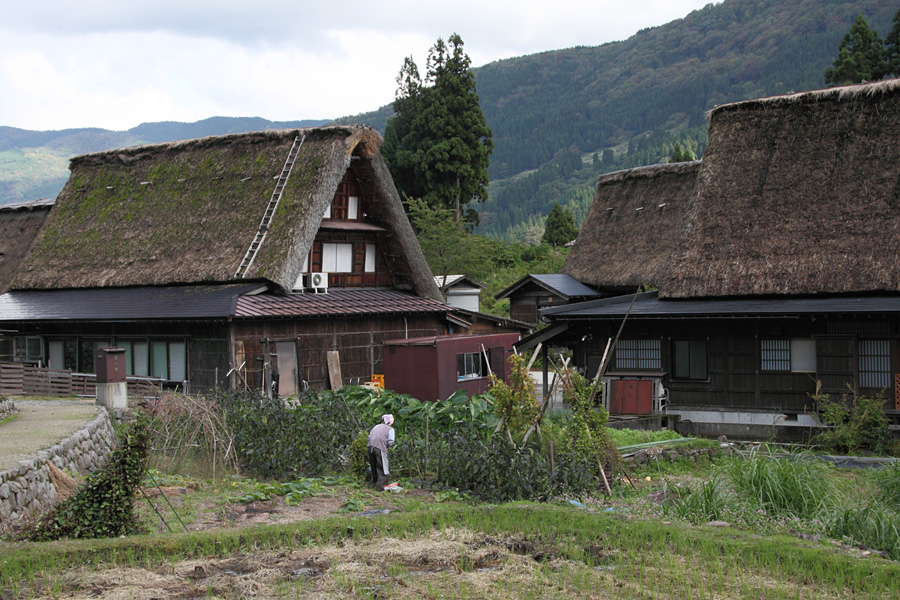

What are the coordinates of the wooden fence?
(0, 362, 164, 399)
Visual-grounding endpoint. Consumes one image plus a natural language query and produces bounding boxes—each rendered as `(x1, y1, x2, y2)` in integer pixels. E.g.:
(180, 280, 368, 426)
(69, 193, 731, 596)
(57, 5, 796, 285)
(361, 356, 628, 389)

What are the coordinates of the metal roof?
(235, 289, 451, 318)
(541, 291, 900, 319)
(495, 273, 600, 301)
(434, 274, 485, 289)
(0, 284, 265, 321)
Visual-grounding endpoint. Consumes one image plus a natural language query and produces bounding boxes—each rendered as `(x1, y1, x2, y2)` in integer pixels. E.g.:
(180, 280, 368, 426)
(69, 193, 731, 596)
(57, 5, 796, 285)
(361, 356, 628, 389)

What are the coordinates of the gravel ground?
(0, 398, 103, 472)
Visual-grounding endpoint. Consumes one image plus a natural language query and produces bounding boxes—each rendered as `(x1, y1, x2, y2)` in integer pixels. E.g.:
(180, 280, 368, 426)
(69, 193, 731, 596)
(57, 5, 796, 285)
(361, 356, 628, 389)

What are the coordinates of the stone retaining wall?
(0, 409, 117, 523)
(623, 445, 722, 466)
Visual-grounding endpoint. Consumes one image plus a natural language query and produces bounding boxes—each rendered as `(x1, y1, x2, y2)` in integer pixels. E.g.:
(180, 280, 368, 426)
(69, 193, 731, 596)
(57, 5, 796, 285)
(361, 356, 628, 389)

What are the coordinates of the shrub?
(349, 429, 370, 480)
(561, 369, 619, 479)
(490, 354, 540, 434)
(217, 389, 360, 479)
(22, 413, 151, 541)
(812, 390, 890, 454)
(431, 421, 599, 502)
(344, 386, 498, 438)
(724, 446, 838, 519)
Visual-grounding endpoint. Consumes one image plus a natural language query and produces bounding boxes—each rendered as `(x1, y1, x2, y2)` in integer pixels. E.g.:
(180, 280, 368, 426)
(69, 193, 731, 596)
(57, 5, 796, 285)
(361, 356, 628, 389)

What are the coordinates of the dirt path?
(0, 398, 102, 472)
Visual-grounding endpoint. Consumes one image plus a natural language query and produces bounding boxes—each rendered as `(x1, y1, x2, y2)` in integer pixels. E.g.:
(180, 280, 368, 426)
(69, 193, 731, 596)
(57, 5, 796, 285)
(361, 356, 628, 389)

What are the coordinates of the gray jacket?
(367, 423, 395, 452)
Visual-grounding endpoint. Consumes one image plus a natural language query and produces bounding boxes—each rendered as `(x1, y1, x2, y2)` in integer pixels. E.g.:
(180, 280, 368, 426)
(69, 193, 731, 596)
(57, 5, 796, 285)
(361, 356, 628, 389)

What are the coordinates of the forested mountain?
(338, 0, 899, 240)
(2, 0, 897, 244)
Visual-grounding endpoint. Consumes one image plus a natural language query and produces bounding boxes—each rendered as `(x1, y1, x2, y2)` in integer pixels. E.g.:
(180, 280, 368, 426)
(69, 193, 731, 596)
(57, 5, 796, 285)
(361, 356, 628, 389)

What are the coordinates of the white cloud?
(0, 1, 716, 130)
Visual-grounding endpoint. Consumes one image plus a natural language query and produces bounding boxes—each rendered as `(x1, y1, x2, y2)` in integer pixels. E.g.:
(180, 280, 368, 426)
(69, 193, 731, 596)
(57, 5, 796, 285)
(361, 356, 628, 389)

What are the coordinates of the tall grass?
(828, 504, 900, 561)
(724, 446, 839, 518)
(871, 460, 900, 512)
(664, 475, 726, 524)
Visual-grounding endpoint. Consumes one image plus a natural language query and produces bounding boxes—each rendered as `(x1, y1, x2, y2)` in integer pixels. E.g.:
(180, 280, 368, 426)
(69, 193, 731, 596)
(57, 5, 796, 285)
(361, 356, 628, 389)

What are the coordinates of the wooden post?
(326, 351, 343, 390)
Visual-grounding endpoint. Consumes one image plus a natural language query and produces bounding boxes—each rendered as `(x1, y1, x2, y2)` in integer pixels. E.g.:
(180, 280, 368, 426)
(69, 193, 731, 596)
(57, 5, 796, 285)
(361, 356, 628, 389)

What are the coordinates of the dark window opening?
(673, 340, 707, 380)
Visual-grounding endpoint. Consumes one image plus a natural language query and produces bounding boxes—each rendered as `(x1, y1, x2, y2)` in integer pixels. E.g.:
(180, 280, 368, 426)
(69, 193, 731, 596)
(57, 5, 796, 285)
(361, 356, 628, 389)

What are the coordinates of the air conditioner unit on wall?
(310, 272, 329, 293)
(291, 274, 307, 294)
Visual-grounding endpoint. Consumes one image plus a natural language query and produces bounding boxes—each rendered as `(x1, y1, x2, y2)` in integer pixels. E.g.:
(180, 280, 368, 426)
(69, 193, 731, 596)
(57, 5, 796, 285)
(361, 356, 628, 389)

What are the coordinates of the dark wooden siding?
(232, 314, 446, 392)
(569, 315, 899, 413)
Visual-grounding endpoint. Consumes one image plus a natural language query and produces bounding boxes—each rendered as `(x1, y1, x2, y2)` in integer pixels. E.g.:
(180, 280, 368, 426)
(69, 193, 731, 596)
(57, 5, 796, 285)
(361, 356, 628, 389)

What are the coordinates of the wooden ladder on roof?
(234, 134, 305, 279)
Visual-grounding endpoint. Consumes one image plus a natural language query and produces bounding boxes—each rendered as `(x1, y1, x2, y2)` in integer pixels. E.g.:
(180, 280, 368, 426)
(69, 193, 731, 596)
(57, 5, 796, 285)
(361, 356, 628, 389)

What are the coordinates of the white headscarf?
(382, 414, 394, 426)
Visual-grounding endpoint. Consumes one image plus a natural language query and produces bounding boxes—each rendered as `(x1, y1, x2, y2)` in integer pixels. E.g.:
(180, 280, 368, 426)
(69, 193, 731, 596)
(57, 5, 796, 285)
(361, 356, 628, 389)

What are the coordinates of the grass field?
(3, 464, 899, 599)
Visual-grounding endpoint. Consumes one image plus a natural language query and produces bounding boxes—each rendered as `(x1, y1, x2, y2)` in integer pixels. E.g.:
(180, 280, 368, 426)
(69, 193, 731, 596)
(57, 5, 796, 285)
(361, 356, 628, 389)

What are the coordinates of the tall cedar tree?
(824, 13, 888, 85)
(542, 203, 579, 248)
(886, 8, 900, 77)
(383, 34, 493, 226)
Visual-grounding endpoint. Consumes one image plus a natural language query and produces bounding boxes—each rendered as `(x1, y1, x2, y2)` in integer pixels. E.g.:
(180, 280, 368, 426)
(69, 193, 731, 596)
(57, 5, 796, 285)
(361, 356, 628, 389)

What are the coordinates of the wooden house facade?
(519, 81, 900, 438)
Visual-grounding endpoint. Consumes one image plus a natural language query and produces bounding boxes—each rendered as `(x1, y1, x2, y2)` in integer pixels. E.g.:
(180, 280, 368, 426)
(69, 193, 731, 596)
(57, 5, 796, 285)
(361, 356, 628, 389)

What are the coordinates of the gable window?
(615, 339, 661, 370)
(457, 352, 486, 380)
(322, 243, 353, 273)
(859, 339, 891, 389)
(761, 339, 816, 372)
(327, 176, 362, 221)
(365, 243, 376, 272)
(673, 340, 707, 380)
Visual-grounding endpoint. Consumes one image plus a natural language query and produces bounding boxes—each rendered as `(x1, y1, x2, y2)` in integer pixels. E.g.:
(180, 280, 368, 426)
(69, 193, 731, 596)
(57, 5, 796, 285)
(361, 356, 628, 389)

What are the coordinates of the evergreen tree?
(670, 142, 696, 163)
(885, 8, 900, 77)
(542, 203, 578, 248)
(383, 34, 493, 226)
(824, 13, 888, 85)
(602, 148, 615, 166)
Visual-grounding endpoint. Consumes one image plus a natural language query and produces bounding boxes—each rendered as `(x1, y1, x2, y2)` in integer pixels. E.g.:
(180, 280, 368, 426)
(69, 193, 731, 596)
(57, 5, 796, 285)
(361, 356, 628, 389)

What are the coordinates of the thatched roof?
(662, 80, 900, 299)
(0, 199, 54, 294)
(11, 126, 441, 301)
(560, 161, 698, 290)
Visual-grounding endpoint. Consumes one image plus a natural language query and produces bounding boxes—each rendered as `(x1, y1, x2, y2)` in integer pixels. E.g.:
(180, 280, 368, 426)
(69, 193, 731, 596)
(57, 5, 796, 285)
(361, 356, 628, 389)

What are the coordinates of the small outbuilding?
(382, 333, 520, 401)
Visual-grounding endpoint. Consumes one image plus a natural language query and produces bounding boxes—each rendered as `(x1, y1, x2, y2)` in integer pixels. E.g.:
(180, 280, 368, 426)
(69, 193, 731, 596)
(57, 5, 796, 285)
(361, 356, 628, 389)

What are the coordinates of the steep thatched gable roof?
(662, 80, 900, 299)
(0, 199, 54, 294)
(11, 126, 441, 301)
(560, 161, 698, 290)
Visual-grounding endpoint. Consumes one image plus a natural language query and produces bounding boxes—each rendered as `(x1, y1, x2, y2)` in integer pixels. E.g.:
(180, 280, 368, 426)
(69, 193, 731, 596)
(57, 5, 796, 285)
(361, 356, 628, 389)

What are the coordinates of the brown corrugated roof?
(235, 289, 450, 318)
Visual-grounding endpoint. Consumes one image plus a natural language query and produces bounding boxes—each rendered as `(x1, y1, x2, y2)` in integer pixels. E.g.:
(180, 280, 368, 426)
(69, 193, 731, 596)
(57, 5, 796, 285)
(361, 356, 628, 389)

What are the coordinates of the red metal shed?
(383, 333, 520, 401)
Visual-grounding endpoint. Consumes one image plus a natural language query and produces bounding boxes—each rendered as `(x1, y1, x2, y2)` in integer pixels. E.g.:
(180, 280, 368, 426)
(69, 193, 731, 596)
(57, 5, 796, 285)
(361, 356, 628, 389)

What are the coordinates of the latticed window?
(615, 339, 661, 370)
(760, 339, 790, 371)
(859, 339, 891, 389)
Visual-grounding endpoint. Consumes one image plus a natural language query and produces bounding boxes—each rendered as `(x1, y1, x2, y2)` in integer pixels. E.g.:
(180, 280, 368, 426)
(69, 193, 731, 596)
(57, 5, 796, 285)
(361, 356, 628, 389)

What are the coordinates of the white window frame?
(322, 243, 353, 273)
(365, 243, 376, 272)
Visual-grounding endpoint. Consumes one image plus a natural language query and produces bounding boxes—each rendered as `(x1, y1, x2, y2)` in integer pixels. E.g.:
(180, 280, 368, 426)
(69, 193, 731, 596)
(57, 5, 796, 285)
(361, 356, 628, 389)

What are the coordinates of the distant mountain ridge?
(0, 117, 328, 205)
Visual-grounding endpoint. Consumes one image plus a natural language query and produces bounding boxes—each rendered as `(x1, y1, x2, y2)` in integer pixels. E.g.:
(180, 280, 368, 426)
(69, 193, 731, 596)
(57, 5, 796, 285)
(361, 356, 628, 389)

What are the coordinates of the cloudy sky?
(1, 1, 715, 132)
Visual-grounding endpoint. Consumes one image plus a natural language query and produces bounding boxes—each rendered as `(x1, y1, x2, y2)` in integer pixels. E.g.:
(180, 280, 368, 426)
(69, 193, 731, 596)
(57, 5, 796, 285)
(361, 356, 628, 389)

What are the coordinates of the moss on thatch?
(11, 126, 440, 300)
(560, 161, 698, 290)
(0, 200, 53, 294)
(662, 80, 900, 298)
